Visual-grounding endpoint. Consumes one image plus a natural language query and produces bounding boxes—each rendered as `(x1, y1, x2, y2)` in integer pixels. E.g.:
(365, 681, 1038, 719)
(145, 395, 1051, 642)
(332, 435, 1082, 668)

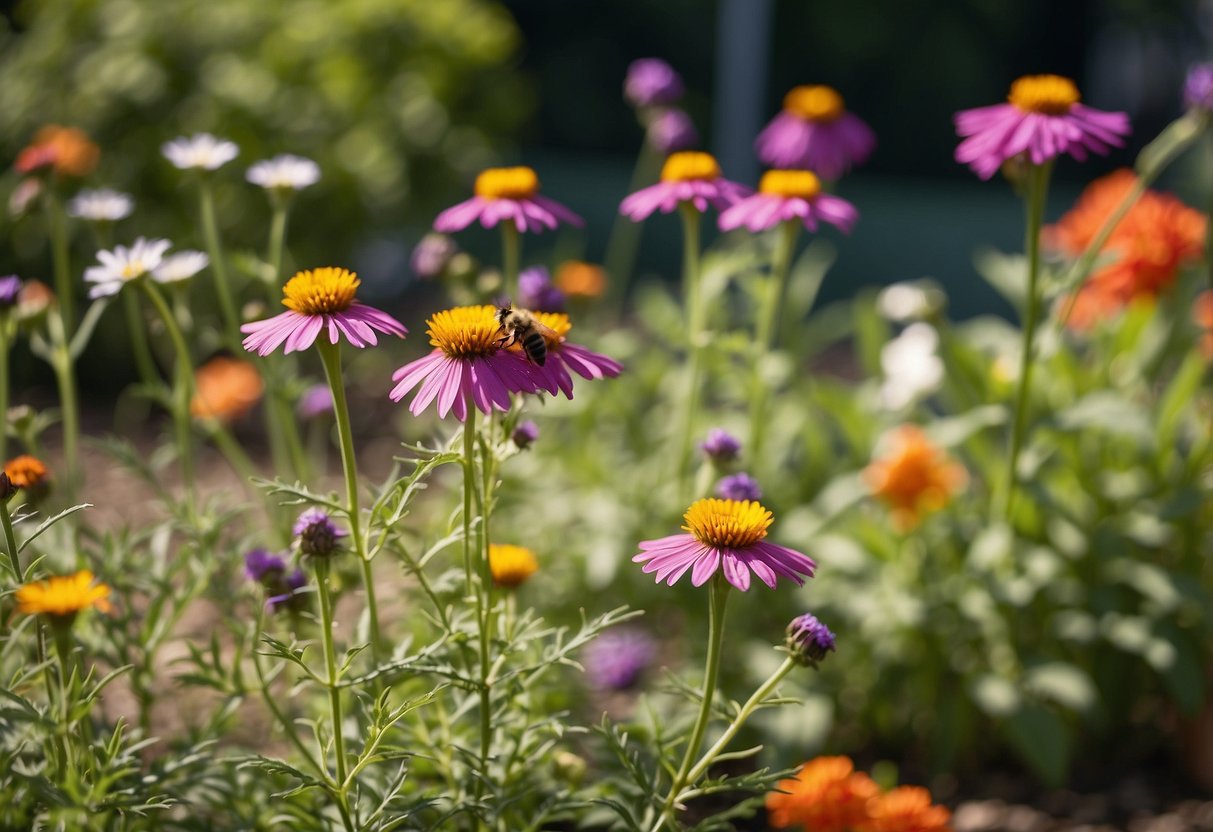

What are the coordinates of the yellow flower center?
(530, 310, 572, 345)
(16, 570, 112, 618)
(427, 305, 503, 358)
(682, 498, 772, 549)
(281, 267, 359, 315)
(1008, 74, 1080, 115)
(660, 151, 721, 183)
(121, 262, 146, 280)
(759, 169, 822, 199)
(4, 454, 49, 489)
(474, 166, 540, 200)
(489, 543, 539, 588)
(784, 85, 845, 122)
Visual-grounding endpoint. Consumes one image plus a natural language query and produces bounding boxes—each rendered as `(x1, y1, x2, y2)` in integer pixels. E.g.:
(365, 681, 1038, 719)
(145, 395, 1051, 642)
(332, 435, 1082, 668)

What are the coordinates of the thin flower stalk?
(43, 188, 74, 330)
(0, 321, 9, 464)
(46, 309, 81, 491)
(121, 290, 161, 388)
(750, 219, 801, 459)
(1, 497, 21, 581)
(677, 203, 704, 490)
(311, 558, 357, 832)
(605, 141, 663, 314)
(140, 281, 196, 518)
(502, 221, 521, 301)
(197, 178, 241, 350)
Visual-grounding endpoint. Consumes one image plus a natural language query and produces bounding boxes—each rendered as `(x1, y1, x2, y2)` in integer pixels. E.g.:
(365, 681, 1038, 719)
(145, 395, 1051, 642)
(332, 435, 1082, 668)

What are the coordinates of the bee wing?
(534, 320, 562, 342)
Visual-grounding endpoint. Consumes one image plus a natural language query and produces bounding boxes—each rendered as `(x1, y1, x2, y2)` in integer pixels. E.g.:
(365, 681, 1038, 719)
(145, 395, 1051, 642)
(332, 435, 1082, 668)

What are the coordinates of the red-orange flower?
(767, 756, 880, 832)
(4, 455, 50, 492)
(190, 357, 264, 422)
(555, 260, 607, 298)
(864, 786, 951, 832)
(1047, 169, 1206, 329)
(863, 426, 967, 531)
(14, 125, 100, 178)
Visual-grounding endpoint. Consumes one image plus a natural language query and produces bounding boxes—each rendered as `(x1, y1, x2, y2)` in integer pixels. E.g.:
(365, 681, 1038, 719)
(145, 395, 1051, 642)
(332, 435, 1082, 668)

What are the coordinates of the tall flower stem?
(0, 321, 9, 464)
(501, 223, 521, 301)
(46, 310, 81, 493)
(197, 178, 241, 351)
(312, 558, 356, 831)
(606, 141, 662, 316)
(749, 220, 801, 460)
(44, 187, 74, 331)
(677, 204, 704, 492)
(462, 409, 477, 592)
(141, 282, 196, 519)
(121, 291, 161, 388)
(1, 498, 22, 581)
(477, 416, 497, 793)
(316, 340, 381, 664)
(1001, 162, 1052, 521)
(654, 576, 729, 831)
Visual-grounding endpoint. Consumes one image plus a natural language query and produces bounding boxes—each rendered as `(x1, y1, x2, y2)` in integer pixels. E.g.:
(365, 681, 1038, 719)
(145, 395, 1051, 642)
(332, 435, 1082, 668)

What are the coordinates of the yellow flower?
(17, 570, 112, 618)
(489, 544, 539, 588)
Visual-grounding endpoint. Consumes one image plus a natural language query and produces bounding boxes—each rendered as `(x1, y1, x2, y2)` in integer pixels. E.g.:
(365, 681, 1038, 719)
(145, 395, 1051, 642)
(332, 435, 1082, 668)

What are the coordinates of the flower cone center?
(760, 169, 822, 199)
(281, 267, 359, 315)
(475, 166, 540, 200)
(682, 498, 772, 548)
(1009, 75, 1080, 115)
(660, 151, 721, 183)
(784, 85, 845, 122)
(428, 305, 504, 357)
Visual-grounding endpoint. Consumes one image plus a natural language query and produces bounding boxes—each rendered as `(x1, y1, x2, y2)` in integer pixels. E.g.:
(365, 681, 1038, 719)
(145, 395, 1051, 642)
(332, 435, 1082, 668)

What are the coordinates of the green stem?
(501, 222, 521, 301)
(197, 178, 241, 350)
(462, 410, 477, 593)
(1001, 162, 1052, 521)
(606, 141, 662, 316)
(478, 416, 496, 793)
(121, 290, 161, 388)
(749, 220, 801, 461)
(141, 281, 196, 520)
(44, 187, 74, 332)
(203, 419, 260, 492)
(655, 576, 729, 831)
(1, 498, 22, 581)
(316, 340, 381, 664)
(0, 321, 9, 464)
(47, 310, 81, 494)
(313, 559, 351, 796)
(677, 204, 704, 493)
(267, 201, 289, 294)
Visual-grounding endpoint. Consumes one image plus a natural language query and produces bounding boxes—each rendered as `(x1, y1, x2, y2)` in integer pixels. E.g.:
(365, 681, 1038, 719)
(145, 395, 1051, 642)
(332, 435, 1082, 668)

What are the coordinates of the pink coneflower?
(241, 267, 406, 356)
(634, 498, 816, 591)
(954, 74, 1131, 180)
(719, 170, 859, 234)
(389, 305, 550, 421)
(755, 85, 875, 180)
(434, 166, 583, 234)
(619, 151, 749, 221)
(518, 310, 623, 398)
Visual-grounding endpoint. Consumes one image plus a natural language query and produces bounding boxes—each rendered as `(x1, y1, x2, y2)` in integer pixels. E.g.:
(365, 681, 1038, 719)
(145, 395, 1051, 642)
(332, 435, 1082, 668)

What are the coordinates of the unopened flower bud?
(294, 508, 347, 558)
(785, 612, 836, 667)
(700, 428, 741, 463)
(512, 420, 539, 449)
(715, 472, 762, 501)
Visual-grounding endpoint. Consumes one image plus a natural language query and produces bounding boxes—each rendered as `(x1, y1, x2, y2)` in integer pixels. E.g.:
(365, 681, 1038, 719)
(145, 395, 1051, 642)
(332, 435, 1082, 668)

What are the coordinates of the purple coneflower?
(700, 428, 741, 463)
(518, 266, 566, 313)
(410, 233, 458, 280)
(294, 508, 347, 558)
(646, 108, 698, 154)
(584, 627, 657, 691)
(624, 58, 685, 108)
(785, 612, 836, 666)
(241, 267, 406, 356)
(719, 170, 858, 234)
(619, 151, 749, 221)
(755, 85, 875, 180)
(634, 498, 816, 591)
(715, 472, 762, 502)
(434, 166, 583, 235)
(954, 74, 1130, 180)
(522, 310, 623, 399)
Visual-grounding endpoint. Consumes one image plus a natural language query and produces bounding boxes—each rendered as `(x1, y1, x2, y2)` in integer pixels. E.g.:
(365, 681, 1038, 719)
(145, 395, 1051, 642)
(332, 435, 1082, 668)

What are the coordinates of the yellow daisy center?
(1008, 74, 1080, 115)
(759, 169, 822, 199)
(16, 570, 112, 618)
(784, 85, 845, 122)
(660, 151, 721, 183)
(427, 305, 503, 358)
(682, 498, 772, 549)
(474, 166, 540, 200)
(281, 267, 359, 315)
(121, 262, 146, 280)
(489, 543, 539, 588)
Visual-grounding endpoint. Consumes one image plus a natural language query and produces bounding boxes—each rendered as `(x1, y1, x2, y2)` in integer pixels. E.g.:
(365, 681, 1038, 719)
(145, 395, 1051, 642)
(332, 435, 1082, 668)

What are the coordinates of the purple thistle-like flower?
(719, 170, 859, 234)
(1184, 64, 1213, 113)
(755, 85, 876, 179)
(785, 612, 836, 666)
(700, 428, 741, 463)
(434, 166, 583, 235)
(620, 151, 749, 222)
(584, 627, 657, 691)
(266, 568, 307, 612)
(296, 384, 334, 420)
(624, 58, 685, 108)
(954, 74, 1130, 180)
(646, 108, 698, 154)
(716, 472, 763, 502)
(518, 266, 566, 313)
(512, 420, 540, 449)
(0, 275, 23, 309)
(294, 508, 348, 558)
(244, 548, 287, 582)
(410, 233, 458, 280)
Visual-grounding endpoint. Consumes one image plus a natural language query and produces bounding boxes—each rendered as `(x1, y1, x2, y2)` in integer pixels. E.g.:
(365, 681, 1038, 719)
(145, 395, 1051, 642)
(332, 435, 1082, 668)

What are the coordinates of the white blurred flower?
(152, 250, 209, 285)
(67, 188, 134, 222)
(162, 133, 239, 171)
(876, 280, 944, 322)
(246, 154, 320, 192)
(879, 323, 943, 410)
(84, 237, 172, 299)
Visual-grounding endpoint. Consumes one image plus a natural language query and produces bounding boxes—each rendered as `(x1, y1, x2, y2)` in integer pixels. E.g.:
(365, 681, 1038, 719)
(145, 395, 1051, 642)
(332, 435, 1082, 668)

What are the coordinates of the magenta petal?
(690, 548, 722, 586)
(721, 553, 751, 591)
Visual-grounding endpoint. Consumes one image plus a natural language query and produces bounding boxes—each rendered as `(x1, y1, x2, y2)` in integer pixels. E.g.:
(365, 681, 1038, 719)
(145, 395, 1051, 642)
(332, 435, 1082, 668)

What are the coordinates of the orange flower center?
(682, 498, 771, 548)
(427, 305, 503, 358)
(474, 166, 540, 200)
(281, 267, 359, 315)
(660, 151, 721, 183)
(1008, 74, 1080, 115)
(783, 85, 845, 122)
(759, 169, 822, 199)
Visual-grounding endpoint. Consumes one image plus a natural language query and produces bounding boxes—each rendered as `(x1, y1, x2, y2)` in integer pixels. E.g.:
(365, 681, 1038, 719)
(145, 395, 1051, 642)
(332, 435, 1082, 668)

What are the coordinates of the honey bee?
(494, 301, 559, 366)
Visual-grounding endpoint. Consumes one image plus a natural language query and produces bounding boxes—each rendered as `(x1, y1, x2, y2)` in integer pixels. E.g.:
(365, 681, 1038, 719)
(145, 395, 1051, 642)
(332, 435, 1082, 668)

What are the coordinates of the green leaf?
(1003, 702, 1070, 786)
(1054, 392, 1154, 447)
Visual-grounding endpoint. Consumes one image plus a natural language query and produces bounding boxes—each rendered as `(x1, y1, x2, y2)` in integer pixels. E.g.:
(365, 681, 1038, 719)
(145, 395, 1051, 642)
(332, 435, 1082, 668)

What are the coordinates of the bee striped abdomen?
(522, 332, 547, 365)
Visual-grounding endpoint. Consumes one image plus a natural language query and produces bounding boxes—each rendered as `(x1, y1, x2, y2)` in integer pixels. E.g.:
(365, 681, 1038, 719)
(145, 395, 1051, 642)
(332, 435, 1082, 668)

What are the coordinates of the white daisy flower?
(875, 280, 945, 323)
(879, 323, 944, 410)
(246, 154, 321, 192)
(67, 188, 134, 222)
(84, 237, 172, 299)
(162, 133, 240, 171)
(152, 250, 209, 285)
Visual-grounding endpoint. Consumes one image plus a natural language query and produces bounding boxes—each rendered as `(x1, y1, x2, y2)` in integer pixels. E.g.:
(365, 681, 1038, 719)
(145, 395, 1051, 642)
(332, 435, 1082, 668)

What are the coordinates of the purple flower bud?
(297, 384, 334, 420)
(244, 548, 287, 583)
(584, 627, 657, 691)
(699, 429, 741, 463)
(716, 473, 763, 501)
(266, 569, 307, 612)
(646, 108, 698, 154)
(785, 613, 836, 667)
(1185, 63, 1213, 113)
(512, 420, 540, 449)
(518, 266, 566, 313)
(625, 58, 685, 108)
(294, 508, 348, 558)
(410, 233, 458, 280)
(0, 275, 22, 309)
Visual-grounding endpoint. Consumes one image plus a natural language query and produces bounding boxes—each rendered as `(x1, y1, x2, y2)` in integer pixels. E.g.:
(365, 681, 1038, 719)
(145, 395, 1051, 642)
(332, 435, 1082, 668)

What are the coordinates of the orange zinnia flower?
(767, 756, 880, 832)
(1047, 169, 1206, 329)
(14, 125, 100, 178)
(3, 455, 50, 492)
(16, 570, 112, 619)
(555, 260, 607, 298)
(190, 357, 264, 422)
(863, 426, 966, 531)
(864, 786, 951, 832)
